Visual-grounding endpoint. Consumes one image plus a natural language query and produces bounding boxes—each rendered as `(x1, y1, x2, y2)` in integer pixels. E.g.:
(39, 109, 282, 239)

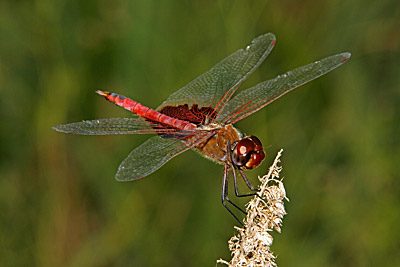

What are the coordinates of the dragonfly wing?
(220, 52, 351, 124)
(116, 132, 214, 181)
(52, 117, 190, 135)
(157, 33, 276, 117)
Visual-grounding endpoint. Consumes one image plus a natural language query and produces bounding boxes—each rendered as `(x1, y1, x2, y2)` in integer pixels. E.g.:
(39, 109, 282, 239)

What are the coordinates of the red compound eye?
(245, 149, 265, 169)
(231, 136, 265, 169)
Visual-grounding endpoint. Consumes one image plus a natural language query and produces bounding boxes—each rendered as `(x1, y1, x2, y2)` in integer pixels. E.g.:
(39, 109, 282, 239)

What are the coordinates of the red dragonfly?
(53, 33, 350, 223)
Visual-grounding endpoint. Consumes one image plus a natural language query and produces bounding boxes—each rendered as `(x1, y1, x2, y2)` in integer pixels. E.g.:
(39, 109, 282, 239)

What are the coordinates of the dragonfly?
(53, 33, 350, 224)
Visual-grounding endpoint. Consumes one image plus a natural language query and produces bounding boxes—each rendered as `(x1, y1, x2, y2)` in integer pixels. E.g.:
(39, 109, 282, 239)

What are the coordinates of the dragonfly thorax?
(195, 124, 242, 165)
(196, 124, 265, 170)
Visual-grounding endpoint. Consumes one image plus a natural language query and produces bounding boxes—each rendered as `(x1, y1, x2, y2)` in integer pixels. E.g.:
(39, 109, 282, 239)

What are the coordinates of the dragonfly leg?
(237, 168, 272, 204)
(238, 168, 259, 192)
(222, 164, 245, 226)
(232, 167, 259, 198)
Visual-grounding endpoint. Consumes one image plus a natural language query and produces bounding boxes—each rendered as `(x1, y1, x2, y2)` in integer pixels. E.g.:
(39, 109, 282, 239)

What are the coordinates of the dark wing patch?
(159, 104, 217, 125)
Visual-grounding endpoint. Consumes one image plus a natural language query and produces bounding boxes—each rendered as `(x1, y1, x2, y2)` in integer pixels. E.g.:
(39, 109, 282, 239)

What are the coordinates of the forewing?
(52, 117, 190, 135)
(157, 33, 276, 117)
(116, 132, 214, 181)
(220, 52, 351, 124)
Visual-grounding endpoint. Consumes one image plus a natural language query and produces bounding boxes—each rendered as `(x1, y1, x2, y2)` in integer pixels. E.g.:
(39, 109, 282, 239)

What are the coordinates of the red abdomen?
(96, 90, 196, 130)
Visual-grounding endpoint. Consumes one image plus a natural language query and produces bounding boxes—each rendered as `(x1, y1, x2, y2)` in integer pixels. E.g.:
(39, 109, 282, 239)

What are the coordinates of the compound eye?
(231, 139, 254, 167)
(245, 149, 265, 169)
(250, 136, 263, 149)
(236, 138, 255, 156)
(231, 136, 265, 169)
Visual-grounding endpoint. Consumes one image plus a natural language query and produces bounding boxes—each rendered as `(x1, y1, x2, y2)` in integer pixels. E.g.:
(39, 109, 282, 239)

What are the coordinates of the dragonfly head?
(231, 136, 265, 170)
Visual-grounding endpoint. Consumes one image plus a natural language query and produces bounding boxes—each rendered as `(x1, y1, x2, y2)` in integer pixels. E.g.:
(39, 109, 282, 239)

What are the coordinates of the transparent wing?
(116, 132, 214, 181)
(52, 117, 194, 135)
(157, 33, 276, 117)
(220, 52, 351, 124)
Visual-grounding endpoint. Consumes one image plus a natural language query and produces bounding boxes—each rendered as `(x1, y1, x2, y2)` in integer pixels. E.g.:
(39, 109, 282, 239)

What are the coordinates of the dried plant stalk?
(217, 149, 287, 267)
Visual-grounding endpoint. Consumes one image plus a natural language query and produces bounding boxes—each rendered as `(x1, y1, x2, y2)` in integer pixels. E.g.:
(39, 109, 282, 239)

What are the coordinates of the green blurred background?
(1, 0, 399, 266)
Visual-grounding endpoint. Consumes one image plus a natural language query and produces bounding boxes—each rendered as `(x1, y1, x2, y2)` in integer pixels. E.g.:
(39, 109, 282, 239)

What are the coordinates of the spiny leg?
(237, 168, 269, 203)
(221, 165, 245, 225)
(225, 166, 247, 214)
(238, 169, 259, 192)
(232, 167, 260, 198)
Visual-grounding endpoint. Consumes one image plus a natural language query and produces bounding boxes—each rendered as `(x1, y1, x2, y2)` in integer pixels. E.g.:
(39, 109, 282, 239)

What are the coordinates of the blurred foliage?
(0, 0, 399, 266)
